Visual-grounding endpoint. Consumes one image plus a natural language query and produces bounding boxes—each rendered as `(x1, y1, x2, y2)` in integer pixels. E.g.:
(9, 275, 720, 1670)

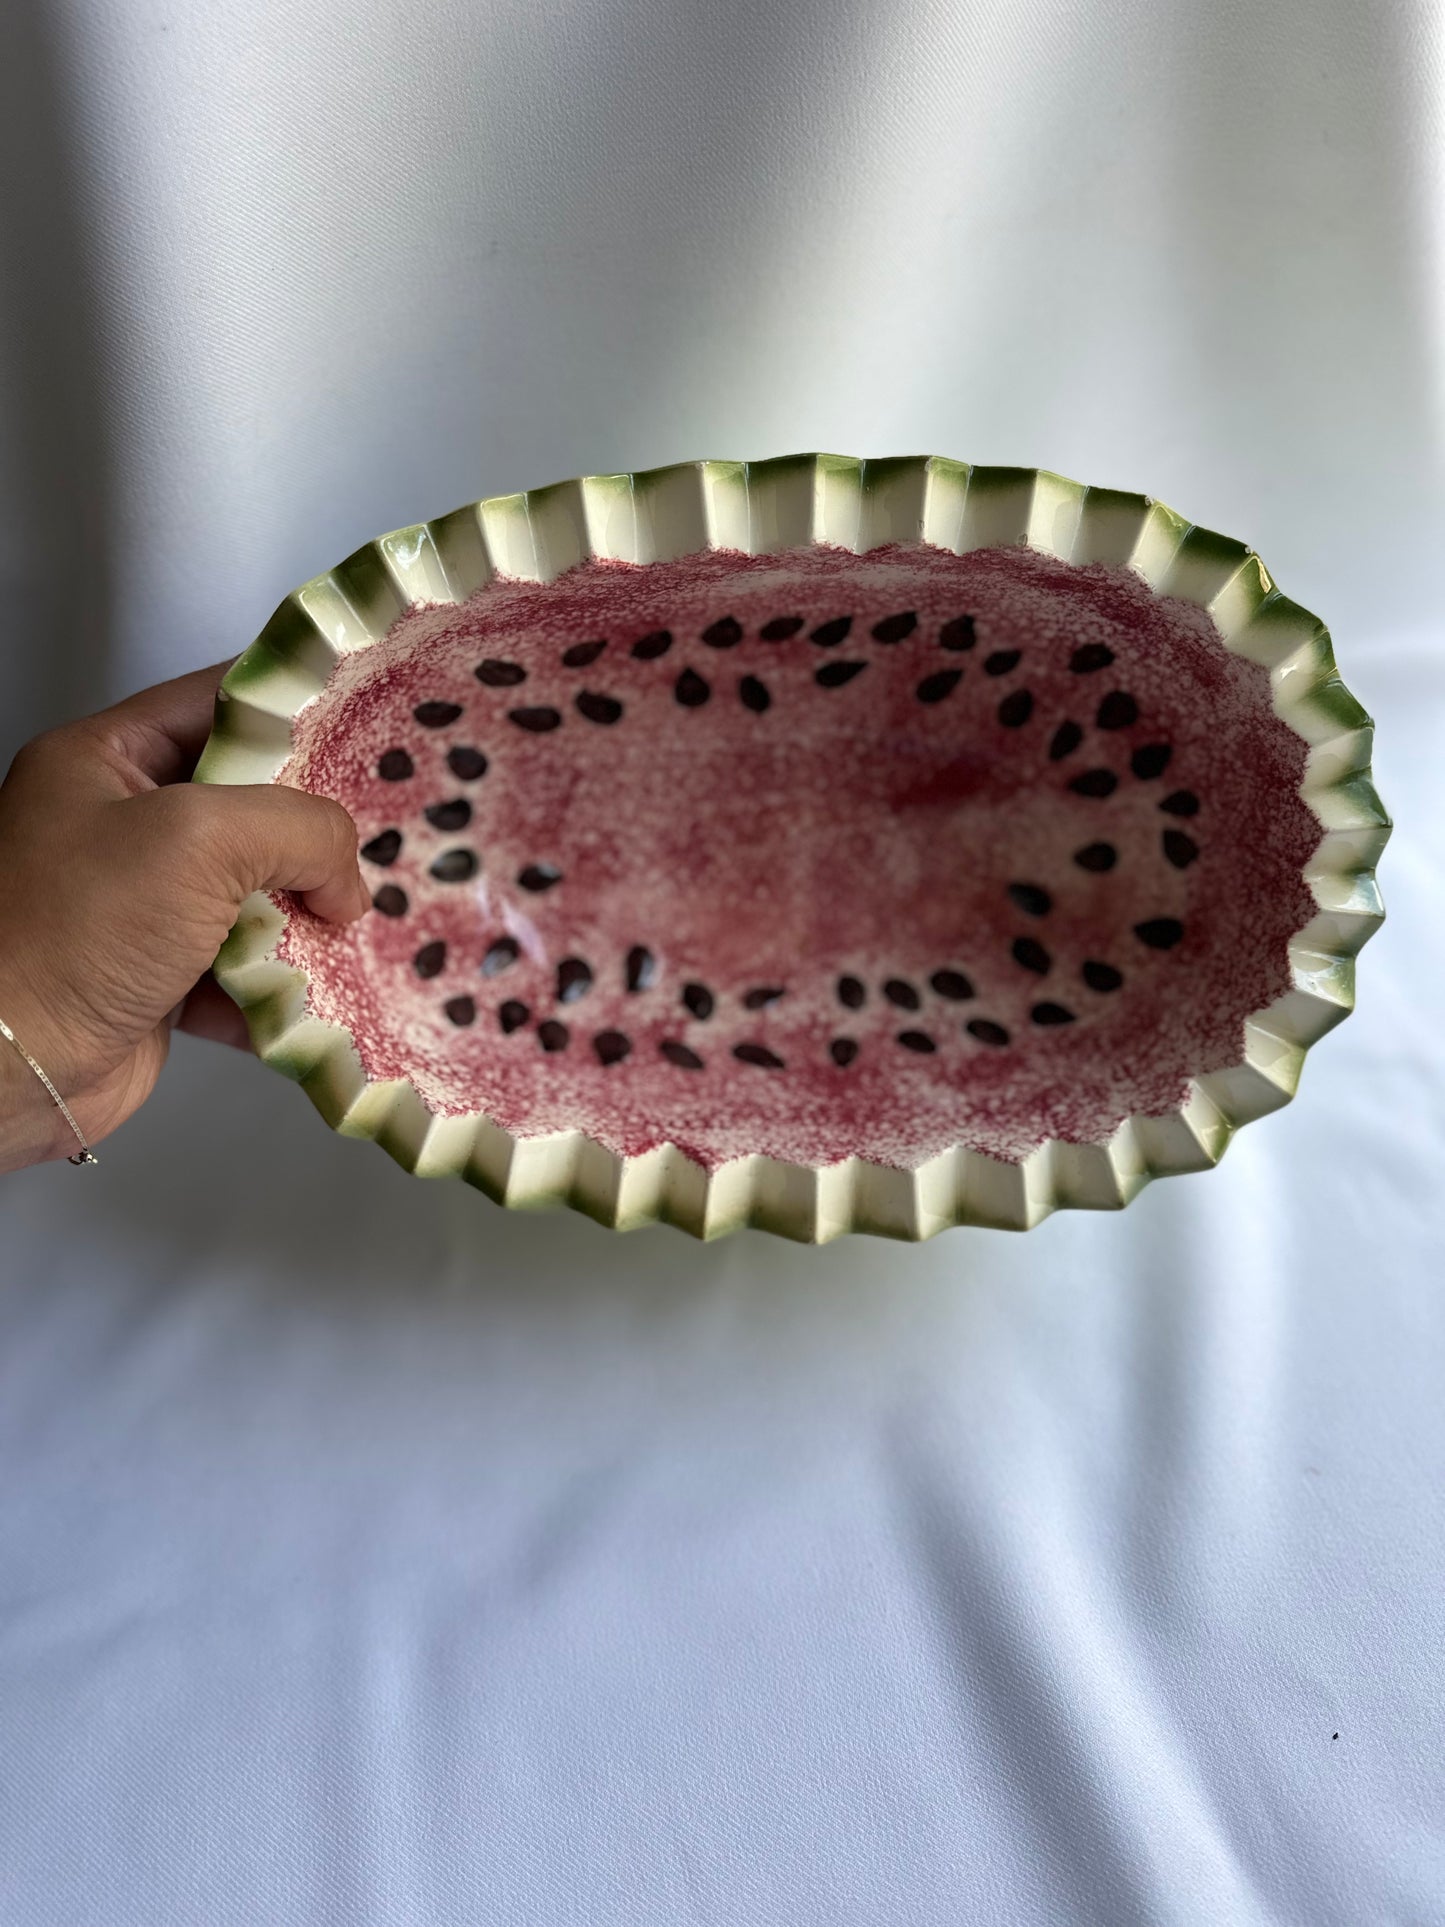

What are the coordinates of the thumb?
(184, 782, 371, 923)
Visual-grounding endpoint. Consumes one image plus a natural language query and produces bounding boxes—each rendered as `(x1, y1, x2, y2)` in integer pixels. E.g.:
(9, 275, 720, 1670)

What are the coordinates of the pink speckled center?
(277, 543, 1320, 1169)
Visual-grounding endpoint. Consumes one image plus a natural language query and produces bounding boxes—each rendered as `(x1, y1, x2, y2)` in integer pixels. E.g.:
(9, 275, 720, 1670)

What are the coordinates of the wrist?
(0, 1021, 70, 1171)
(0, 970, 81, 1172)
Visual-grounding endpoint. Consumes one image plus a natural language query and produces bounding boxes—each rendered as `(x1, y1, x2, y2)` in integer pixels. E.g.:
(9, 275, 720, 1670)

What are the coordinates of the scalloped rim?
(194, 456, 1390, 1242)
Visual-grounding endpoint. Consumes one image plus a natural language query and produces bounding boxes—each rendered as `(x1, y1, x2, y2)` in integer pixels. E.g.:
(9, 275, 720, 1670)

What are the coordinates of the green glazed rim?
(194, 456, 1389, 1242)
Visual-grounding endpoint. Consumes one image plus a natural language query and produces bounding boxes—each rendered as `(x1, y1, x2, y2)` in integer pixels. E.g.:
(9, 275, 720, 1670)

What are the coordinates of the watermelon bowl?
(194, 456, 1389, 1243)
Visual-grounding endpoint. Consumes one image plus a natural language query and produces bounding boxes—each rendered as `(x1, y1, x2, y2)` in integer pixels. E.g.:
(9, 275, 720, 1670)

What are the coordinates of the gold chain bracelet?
(0, 1014, 98, 1166)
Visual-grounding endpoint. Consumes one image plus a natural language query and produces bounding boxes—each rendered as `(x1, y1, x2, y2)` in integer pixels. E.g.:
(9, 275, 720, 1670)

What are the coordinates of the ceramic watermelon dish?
(194, 456, 1388, 1241)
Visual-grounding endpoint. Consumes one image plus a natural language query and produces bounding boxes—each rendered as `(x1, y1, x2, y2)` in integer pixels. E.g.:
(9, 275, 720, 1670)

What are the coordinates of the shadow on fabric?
(0, 4, 117, 759)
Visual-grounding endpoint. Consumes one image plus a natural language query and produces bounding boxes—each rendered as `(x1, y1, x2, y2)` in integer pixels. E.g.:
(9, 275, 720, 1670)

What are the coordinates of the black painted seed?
(1131, 742, 1173, 780)
(939, 614, 977, 651)
(444, 995, 476, 1026)
(916, 669, 963, 704)
(1097, 690, 1139, 730)
(682, 981, 714, 1020)
(837, 974, 866, 1010)
(1012, 936, 1051, 974)
(1031, 1002, 1076, 1026)
(661, 1040, 704, 1070)
(594, 1030, 632, 1066)
(744, 986, 785, 1010)
(830, 1038, 859, 1067)
(702, 615, 742, 648)
(378, 748, 414, 780)
(930, 969, 974, 1000)
(1007, 882, 1052, 917)
(810, 615, 853, 647)
(482, 936, 520, 975)
(413, 701, 461, 728)
(871, 610, 917, 643)
(508, 706, 562, 732)
(760, 615, 803, 640)
(1082, 960, 1123, 992)
(967, 1019, 1010, 1047)
(1073, 842, 1117, 873)
(1070, 642, 1115, 673)
(447, 746, 488, 781)
(576, 690, 624, 725)
(372, 885, 408, 917)
(984, 649, 1021, 676)
(816, 660, 867, 688)
(675, 667, 711, 707)
(631, 628, 673, 660)
(538, 1019, 569, 1053)
(739, 675, 771, 714)
(413, 940, 447, 979)
(556, 957, 593, 1003)
(1163, 829, 1200, 869)
(733, 1042, 785, 1070)
(1069, 768, 1118, 798)
(1049, 721, 1084, 761)
(498, 1000, 529, 1033)
(998, 689, 1034, 727)
(476, 658, 527, 687)
(884, 978, 921, 1011)
(897, 1030, 936, 1053)
(1135, 918, 1185, 949)
(563, 638, 607, 667)
(361, 828, 402, 866)
(424, 799, 471, 832)
(517, 862, 562, 892)
(626, 947, 657, 992)
(430, 848, 479, 883)
(1160, 790, 1200, 817)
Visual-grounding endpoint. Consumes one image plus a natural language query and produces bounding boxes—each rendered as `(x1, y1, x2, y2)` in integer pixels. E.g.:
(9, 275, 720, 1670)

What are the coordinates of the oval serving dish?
(195, 456, 1388, 1242)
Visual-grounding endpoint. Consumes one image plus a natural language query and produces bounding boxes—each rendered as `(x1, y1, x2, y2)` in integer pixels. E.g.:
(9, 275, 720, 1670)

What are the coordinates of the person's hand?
(0, 663, 368, 1173)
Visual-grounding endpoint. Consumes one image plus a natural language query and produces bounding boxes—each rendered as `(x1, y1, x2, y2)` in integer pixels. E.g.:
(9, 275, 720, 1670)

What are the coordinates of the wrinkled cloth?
(1, 2, 1442, 1921)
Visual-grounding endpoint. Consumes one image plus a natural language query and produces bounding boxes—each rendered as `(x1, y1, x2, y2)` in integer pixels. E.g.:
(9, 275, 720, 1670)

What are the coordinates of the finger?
(88, 661, 236, 785)
(175, 973, 252, 1050)
(193, 782, 371, 924)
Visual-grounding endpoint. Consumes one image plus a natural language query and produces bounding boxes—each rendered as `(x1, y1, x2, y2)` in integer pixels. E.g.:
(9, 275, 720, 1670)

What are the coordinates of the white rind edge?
(193, 456, 1391, 1243)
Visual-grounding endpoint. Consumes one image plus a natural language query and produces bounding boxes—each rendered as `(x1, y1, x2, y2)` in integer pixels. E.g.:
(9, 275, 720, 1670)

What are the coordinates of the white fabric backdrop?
(2, 2, 1443, 1921)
